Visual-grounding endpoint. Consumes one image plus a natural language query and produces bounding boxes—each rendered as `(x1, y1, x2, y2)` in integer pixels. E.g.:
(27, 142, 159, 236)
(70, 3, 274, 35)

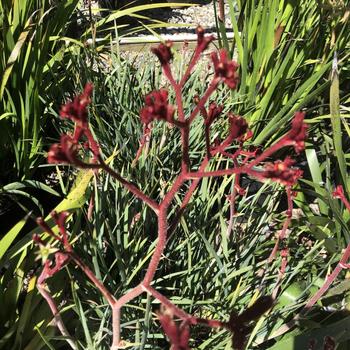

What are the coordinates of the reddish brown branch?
(268, 186, 293, 263)
(37, 283, 78, 350)
(37, 26, 309, 350)
(262, 185, 350, 342)
(98, 156, 159, 214)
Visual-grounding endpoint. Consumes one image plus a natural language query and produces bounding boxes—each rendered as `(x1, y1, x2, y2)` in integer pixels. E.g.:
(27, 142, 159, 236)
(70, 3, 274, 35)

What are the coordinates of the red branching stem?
(301, 186, 350, 313)
(162, 63, 177, 88)
(342, 196, 350, 211)
(143, 285, 225, 329)
(69, 252, 116, 306)
(98, 155, 159, 213)
(302, 243, 350, 312)
(72, 159, 102, 170)
(169, 157, 210, 236)
(185, 166, 255, 179)
(205, 125, 211, 159)
(143, 208, 168, 286)
(189, 77, 220, 124)
(133, 125, 152, 165)
(144, 176, 186, 285)
(114, 286, 144, 310)
(111, 285, 144, 348)
(170, 64, 189, 170)
(37, 283, 78, 350)
(268, 186, 293, 263)
(84, 126, 100, 159)
(246, 136, 293, 169)
(162, 175, 186, 209)
(37, 217, 62, 242)
(111, 307, 122, 350)
(87, 189, 95, 221)
(180, 26, 214, 86)
(174, 85, 185, 122)
(180, 48, 203, 86)
(226, 159, 241, 238)
(52, 211, 72, 252)
(38, 29, 310, 349)
(272, 248, 289, 300)
(173, 81, 191, 171)
(143, 285, 192, 321)
(111, 176, 188, 347)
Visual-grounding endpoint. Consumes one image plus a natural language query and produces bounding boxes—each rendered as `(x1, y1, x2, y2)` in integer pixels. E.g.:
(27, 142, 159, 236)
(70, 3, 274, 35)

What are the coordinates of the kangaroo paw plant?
(35, 26, 313, 350)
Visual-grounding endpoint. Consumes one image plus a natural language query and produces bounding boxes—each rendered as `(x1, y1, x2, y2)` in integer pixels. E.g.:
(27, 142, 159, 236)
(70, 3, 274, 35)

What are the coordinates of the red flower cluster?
(151, 41, 173, 65)
(37, 252, 69, 285)
(219, 114, 248, 149)
(48, 84, 100, 165)
(140, 89, 175, 125)
(60, 83, 93, 125)
(228, 114, 248, 141)
(262, 157, 303, 186)
(288, 112, 308, 153)
(205, 102, 223, 126)
(47, 134, 78, 164)
(211, 49, 239, 89)
(196, 25, 214, 52)
(332, 185, 345, 199)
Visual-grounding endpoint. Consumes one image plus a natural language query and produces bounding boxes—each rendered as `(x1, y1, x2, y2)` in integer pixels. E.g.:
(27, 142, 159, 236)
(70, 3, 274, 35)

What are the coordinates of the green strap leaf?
(330, 52, 348, 192)
(0, 214, 28, 260)
(0, 20, 32, 99)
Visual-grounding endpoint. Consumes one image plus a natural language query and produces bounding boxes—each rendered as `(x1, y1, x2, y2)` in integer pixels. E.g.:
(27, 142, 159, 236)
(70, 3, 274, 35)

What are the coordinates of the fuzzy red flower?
(37, 252, 69, 285)
(288, 112, 308, 153)
(218, 114, 248, 150)
(152, 41, 173, 65)
(332, 185, 345, 199)
(228, 114, 248, 140)
(60, 83, 93, 124)
(47, 134, 79, 164)
(211, 49, 239, 89)
(205, 102, 223, 126)
(262, 157, 303, 186)
(196, 26, 214, 52)
(140, 89, 175, 124)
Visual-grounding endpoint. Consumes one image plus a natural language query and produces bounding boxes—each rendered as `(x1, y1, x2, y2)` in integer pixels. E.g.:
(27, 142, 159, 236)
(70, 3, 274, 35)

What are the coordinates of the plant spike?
(35, 26, 308, 349)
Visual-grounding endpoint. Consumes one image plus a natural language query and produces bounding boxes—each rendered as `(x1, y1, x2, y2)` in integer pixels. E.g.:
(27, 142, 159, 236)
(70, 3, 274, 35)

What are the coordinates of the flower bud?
(211, 49, 239, 89)
(151, 41, 173, 65)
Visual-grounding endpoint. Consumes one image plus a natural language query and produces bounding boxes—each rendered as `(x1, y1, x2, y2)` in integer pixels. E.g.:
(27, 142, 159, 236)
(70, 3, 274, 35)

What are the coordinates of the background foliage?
(1, 0, 350, 349)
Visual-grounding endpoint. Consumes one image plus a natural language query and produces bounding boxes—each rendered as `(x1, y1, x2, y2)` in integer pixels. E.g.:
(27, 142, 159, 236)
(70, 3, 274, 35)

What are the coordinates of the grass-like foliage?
(32, 27, 350, 350)
(1, 1, 350, 349)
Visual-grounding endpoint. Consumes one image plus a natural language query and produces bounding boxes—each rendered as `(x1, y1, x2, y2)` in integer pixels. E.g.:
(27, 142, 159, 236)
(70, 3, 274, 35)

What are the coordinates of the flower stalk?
(35, 26, 310, 350)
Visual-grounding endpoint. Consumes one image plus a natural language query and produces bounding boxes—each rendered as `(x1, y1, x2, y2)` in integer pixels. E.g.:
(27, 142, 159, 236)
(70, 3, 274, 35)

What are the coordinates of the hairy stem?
(268, 186, 293, 263)
(111, 285, 144, 349)
(98, 156, 159, 213)
(37, 283, 78, 350)
(189, 77, 220, 124)
(143, 208, 168, 286)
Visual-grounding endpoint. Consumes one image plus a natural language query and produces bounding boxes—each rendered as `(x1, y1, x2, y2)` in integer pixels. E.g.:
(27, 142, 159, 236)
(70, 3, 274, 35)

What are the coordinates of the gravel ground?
(146, 1, 233, 35)
(84, 1, 234, 35)
(83, 1, 235, 69)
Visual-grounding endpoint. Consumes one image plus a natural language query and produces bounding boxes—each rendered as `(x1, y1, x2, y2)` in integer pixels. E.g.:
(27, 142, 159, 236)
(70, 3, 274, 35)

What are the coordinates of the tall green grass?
(2, 0, 350, 349)
(215, 0, 350, 146)
(0, 0, 81, 181)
